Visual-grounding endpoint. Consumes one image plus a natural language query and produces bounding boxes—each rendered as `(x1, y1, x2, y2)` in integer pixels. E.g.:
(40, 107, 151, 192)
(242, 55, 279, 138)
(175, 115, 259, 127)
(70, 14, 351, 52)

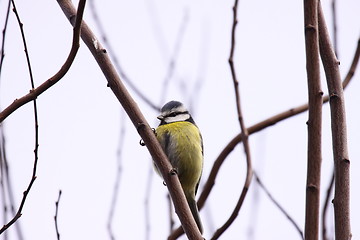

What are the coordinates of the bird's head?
(157, 101, 191, 124)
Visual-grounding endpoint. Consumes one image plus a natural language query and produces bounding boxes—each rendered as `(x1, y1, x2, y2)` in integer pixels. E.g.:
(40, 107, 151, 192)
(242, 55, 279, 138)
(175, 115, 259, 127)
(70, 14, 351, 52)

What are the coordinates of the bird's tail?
(186, 195, 203, 234)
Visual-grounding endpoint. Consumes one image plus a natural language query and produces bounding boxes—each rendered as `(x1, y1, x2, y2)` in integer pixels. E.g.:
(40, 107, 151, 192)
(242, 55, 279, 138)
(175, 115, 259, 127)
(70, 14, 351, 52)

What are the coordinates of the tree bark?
(318, 3, 352, 239)
(303, 1, 323, 240)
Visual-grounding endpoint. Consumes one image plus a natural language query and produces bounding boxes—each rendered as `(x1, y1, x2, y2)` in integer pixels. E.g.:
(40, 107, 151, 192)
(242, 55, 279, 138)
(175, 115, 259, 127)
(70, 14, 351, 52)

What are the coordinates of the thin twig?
(10, 0, 41, 208)
(211, 0, 253, 238)
(144, 165, 154, 240)
(322, 172, 335, 240)
(2, 2, 36, 239)
(88, 0, 159, 111)
(0, 0, 85, 123)
(0, 132, 25, 240)
(54, 190, 62, 240)
(0, 130, 9, 240)
(167, 193, 175, 234)
(197, 37, 360, 211)
(0, 0, 86, 234)
(161, 9, 189, 105)
(144, 0, 170, 64)
(107, 111, 126, 240)
(331, 0, 338, 58)
(56, 0, 203, 238)
(11, 0, 35, 88)
(188, 26, 210, 112)
(0, 0, 11, 78)
(1, 0, 41, 235)
(254, 172, 304, 239)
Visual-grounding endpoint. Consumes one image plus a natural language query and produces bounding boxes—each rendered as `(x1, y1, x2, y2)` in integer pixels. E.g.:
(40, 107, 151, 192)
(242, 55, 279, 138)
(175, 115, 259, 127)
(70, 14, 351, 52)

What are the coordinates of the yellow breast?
(156, 121, 203, 195)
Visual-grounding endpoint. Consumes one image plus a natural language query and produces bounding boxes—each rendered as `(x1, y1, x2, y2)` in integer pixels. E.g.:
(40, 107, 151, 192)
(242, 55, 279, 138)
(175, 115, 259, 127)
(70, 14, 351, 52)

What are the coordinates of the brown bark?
(318, 3, 352, 239)
(303, 1, 323, 240)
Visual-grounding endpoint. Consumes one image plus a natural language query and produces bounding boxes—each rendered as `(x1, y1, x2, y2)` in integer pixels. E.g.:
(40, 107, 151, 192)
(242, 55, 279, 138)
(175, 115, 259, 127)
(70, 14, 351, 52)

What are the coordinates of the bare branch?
(322, 172, 334, 240)
(167, 193, 175, 234)
(303, 0, 323, 239)
(331, 0, 338, 57)
(0, 0, 85, 123)
(321, 1, 339, 238)
(56, 0, 203, 238)
(144, 166, 154, 240)
(0, 131, 9, 240)
(106, 111, 126, 240)
(211, 0, 253, 238)
(197, 36, 360, 213)
(54, 190, 62, 240)
(254, 172, 304, 239)
(88, 0, 160, 111)
(11, 0, 41, 213)
(318, 3, 351, 239)
(0, 132, 25, 239)
(0, 0, 86, 234)
(11, 0, 35, 88)
(0, 4, 12, 230)
(0, 0, 11, 78)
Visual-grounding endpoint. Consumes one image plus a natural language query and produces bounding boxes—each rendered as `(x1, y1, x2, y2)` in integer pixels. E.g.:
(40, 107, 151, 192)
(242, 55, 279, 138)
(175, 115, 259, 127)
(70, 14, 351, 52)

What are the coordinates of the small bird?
(154, 100, 204, 234)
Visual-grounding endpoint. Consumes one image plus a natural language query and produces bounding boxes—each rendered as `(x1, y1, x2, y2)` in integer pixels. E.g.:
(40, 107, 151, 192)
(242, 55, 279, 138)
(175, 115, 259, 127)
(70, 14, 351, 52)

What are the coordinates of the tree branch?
(318, 3, 351, 239)
(0, 0, 11, 77)
(331, 0, 338, 57)
(254, 172, 304, 239)
(303, 0, 323, 239)
(0, 0, 85, 123)
(88, 0, 160, 111)
(321, 172, 334, 240)
(54, 190, 62, 240)
(0, 0, 86, 234)
(56, 0, 203, 239)
(197, 36, 360, 214)
(212, 0, 253, 238)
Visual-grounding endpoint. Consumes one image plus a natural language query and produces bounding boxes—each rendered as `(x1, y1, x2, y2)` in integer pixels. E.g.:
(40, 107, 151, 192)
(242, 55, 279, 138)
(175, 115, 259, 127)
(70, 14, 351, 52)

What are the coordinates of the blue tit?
(155, 100, 204, 234)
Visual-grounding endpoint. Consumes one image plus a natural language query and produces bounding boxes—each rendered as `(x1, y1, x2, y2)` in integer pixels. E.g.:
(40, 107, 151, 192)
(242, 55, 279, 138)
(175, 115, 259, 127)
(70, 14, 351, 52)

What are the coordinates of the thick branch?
(318, 3, 351, 240)
(56, 0, 202, 239)
(303, 1, 322, 240)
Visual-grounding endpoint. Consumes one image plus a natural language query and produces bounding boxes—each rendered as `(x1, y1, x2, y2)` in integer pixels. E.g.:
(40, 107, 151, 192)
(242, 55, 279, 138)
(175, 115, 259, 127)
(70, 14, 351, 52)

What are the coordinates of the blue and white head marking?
(158, 101, 191, 124)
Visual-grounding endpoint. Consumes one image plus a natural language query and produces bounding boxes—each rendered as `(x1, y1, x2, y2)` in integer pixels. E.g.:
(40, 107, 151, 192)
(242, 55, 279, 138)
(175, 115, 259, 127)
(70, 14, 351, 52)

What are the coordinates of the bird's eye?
(168, 112, 178, 117)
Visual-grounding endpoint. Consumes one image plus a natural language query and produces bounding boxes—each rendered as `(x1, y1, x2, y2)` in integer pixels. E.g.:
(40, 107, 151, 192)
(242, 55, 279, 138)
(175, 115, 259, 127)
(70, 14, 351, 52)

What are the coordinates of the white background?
(0, 0, 359, 239)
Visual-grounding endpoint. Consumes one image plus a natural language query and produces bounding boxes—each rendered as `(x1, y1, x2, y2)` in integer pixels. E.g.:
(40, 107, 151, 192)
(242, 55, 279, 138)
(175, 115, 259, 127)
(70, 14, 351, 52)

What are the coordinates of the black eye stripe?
(166, 111, 188, 118)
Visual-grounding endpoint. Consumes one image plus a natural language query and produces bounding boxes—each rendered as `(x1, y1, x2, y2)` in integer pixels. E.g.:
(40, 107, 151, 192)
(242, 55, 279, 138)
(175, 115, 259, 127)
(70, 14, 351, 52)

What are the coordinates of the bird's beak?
(157, 115, 164, 121)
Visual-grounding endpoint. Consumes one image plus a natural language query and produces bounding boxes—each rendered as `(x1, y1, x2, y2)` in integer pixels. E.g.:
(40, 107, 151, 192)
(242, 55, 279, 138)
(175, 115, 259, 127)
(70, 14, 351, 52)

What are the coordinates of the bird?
(154, 100, 204, 234)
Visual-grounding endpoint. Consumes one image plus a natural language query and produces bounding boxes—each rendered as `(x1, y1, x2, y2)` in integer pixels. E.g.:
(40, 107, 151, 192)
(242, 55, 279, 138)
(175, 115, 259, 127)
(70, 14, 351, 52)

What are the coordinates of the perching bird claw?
(139, 139, 145, 146)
